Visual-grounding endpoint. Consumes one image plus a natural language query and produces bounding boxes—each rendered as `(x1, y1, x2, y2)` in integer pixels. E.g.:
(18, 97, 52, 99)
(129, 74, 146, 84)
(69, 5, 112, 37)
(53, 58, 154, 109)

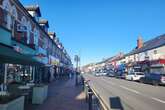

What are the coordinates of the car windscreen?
(136, 73, 144, 75)
(161, 74, 165, 76)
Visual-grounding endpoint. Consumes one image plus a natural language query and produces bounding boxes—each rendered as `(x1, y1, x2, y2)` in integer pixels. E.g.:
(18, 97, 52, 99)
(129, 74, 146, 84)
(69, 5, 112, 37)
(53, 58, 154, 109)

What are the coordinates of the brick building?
(0, 0, 72, 84)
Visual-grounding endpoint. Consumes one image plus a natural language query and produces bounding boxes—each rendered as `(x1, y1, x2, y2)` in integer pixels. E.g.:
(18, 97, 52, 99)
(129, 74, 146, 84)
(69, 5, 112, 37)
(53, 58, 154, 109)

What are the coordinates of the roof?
(96, 52, 124, 65)
(39, 19, 49, 27)
(48, 32, 56, 37)
(25, 5, 41, 17)
(126, 34, 165, 56)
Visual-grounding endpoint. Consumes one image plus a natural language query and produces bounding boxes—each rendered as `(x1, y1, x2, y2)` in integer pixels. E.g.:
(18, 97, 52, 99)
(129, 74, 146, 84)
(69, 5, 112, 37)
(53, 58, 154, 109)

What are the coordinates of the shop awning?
(0, 44, 43, 65)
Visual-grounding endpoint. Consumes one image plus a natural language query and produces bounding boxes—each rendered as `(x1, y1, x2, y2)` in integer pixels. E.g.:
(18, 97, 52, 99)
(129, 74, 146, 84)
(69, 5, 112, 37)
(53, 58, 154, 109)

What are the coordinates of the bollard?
(88, 88, 93, 110)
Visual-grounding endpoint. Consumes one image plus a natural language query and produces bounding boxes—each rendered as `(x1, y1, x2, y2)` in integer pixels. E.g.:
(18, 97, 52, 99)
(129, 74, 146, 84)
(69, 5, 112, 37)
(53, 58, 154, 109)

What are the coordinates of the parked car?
(107, 73, 115, 77)
(94, 72, 101, 77)
(115, 71, 126, 79)
(126, 72, 144, 81)
(106, 70, 114, 77)
(139, 73, 165, 86)
(100, 72, 108, 76)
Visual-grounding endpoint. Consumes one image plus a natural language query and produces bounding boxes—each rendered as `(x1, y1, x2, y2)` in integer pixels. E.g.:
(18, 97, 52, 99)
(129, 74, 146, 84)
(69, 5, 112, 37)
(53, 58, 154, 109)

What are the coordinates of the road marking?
(151, 97, 165, 104)
(119, 85, 141, 94)
(101, 78, 116, 86)
(86, 75, 165, 105)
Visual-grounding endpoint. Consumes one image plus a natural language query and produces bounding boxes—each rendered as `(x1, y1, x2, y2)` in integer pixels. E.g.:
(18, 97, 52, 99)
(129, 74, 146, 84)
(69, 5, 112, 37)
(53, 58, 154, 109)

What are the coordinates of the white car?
(94, 73, 101, 77)
(100, 72, 108, 76)
(126, 72, 144, 81)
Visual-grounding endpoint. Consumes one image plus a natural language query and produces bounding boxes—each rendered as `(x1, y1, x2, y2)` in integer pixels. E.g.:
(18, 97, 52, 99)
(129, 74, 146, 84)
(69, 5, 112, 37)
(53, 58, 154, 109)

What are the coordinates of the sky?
(20, 0, 165, 66)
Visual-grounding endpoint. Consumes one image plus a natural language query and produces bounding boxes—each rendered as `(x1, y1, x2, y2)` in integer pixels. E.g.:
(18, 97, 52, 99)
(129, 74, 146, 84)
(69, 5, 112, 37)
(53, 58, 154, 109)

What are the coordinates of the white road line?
(92, 76, 165, 105)
(151, 97, 165, 104)
(117, 85, 165, 105)
(119, 85, 141, 94)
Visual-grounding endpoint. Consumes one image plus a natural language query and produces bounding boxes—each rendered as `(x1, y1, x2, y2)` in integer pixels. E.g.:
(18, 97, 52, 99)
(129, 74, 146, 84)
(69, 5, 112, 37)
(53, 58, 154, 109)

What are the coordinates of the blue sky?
(21, 0, 165, 66)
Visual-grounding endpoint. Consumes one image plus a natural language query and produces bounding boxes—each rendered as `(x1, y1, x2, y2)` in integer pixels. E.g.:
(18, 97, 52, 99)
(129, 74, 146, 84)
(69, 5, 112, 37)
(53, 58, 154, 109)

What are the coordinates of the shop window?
(0, 64, 5, 84)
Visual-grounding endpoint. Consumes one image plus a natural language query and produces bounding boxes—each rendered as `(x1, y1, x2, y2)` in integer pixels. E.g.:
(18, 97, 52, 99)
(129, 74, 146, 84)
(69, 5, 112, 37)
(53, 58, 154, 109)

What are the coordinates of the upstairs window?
(34, 28, 39, 46)
(17, 16, 27, 32)
(154, 50, 157, 54)
(21, 16, 27, 26)
(11, 6, 18, 20)
(27, 21, 32, 44)
(2, 0, 12, 29)
(145, 51, 148, 56)
(2, 0, 11, 12)
(11, 6, 18, 37)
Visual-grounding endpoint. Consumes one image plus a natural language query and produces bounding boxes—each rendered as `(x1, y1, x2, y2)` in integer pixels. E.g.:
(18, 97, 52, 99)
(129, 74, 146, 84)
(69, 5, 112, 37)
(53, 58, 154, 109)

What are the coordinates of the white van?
(126, 72, 144, 81)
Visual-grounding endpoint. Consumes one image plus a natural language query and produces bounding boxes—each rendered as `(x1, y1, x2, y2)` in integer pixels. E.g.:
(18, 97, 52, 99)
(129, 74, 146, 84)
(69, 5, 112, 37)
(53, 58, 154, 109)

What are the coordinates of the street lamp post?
(74, 55, 80, 85)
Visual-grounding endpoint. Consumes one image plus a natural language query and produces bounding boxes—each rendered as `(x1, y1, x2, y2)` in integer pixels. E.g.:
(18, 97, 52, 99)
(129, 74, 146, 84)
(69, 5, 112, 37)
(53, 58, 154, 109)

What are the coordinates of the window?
(21, 16, 27, 26)
(11, 6, 18, 37)
(27, 21, 32, 44)
(2, 0, 11, 12)
(154, 50, 157, 54)
(34, 28, 39, 46)
(43, 37, 48, 49)
(145, 51, 148, 56)
(11, 6, 18, 19)
(2, 0, 12, 30)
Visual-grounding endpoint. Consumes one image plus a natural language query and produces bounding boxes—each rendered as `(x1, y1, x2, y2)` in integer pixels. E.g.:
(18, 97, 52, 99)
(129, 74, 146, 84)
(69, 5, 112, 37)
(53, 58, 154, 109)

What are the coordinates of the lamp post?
(74, 55, 80, 85)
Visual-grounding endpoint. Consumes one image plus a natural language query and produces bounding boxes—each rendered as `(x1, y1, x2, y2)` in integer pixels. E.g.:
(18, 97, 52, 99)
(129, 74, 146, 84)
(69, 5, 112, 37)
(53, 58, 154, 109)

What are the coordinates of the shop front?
(0, 42, 46, 93)
(137, 59, 165, 74)
(149, 59, 165, 74)
(49, 56, 60, 80)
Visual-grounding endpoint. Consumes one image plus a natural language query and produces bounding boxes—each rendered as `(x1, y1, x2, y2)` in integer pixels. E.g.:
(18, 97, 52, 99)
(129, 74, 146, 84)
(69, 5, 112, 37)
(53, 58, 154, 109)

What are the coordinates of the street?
(83, 73, 165, 110)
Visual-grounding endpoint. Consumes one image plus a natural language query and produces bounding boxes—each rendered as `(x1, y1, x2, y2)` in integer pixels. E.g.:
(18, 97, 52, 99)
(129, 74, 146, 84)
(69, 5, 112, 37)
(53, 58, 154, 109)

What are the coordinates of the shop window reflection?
(6, 64, 34, 84)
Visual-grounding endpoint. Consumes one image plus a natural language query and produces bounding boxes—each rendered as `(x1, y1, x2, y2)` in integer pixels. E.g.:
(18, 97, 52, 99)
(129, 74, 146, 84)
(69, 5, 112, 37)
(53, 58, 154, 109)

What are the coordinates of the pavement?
(25, 76, 88, 110)
(83, 73, 165, 110)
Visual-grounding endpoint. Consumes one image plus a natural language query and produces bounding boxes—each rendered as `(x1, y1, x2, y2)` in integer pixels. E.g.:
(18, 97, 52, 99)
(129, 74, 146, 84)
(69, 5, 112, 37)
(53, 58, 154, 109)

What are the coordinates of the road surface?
(83, 73, 165, 110)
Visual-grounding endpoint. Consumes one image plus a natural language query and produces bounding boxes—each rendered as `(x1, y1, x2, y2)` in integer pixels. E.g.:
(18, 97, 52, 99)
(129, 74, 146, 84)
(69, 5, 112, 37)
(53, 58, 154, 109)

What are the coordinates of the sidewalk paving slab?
(25, 77, 88, 110)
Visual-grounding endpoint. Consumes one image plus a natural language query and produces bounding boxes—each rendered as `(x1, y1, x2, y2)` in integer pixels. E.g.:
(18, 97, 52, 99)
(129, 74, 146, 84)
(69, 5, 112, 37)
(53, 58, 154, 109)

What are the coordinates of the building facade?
(82, 34, 165, 74)
(0, 0, 72, 85)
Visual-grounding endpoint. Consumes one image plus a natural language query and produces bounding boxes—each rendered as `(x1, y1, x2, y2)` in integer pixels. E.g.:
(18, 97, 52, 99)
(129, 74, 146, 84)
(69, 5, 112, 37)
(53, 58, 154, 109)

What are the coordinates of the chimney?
(137, 36, 143, 49)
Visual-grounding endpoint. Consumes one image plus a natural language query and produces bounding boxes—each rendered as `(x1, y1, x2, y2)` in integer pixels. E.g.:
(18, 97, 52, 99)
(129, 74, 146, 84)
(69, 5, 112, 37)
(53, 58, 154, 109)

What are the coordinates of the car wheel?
(152, 81, 158, 86)
(139, 79, 143, 83)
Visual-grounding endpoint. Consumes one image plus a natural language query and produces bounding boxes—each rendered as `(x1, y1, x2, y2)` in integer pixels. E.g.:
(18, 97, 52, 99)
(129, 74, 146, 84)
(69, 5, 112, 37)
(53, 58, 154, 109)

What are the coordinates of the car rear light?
(161, 77, 165, 81)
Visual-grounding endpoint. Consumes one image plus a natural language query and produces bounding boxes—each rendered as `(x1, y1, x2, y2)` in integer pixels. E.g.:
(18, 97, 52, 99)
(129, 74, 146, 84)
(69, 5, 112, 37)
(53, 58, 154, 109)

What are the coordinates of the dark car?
(139, 73, 165, 86)
(107, 70, 115, 77)
(115, 71, 126, 79)
(107, 73, 115, 77)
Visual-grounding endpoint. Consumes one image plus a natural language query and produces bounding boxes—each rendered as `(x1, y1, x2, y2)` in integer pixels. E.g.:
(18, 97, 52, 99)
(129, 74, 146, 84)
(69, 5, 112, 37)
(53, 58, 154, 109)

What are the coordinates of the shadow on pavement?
(109, 96, 124, 110)
(25, 76, 88, 110)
